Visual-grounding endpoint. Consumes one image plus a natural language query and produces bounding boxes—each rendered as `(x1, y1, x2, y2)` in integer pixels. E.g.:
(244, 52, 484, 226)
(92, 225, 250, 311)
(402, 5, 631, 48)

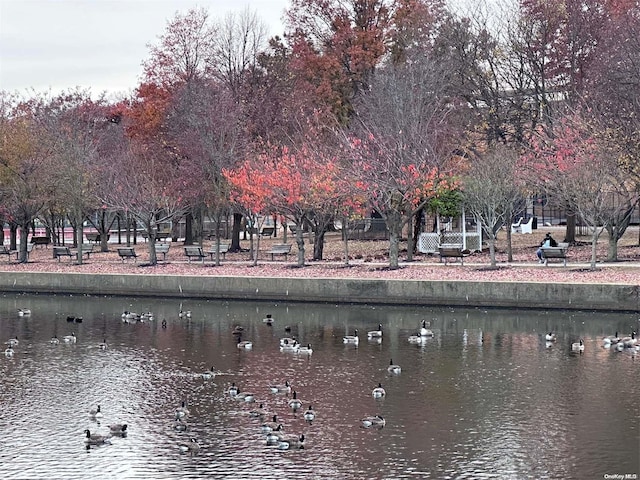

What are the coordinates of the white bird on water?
(387, 359, 401, 374)
(343, 329, 359, 345)
(367, 324, 383, 338)
(63, 333, 77, 343)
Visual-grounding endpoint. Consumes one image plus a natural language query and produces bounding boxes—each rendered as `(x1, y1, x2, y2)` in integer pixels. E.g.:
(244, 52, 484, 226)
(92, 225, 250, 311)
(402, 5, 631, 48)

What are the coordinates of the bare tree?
(210, 8, 268, 98)
(167, 80, 245, 264)
(462, 144, 523, 268)
(98, 139, 185, 266)
(48, 90, 113, 264)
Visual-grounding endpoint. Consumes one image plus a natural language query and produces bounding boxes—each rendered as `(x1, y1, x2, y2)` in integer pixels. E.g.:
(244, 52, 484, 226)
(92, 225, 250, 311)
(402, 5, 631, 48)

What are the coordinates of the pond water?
(0, 293, 638, 480)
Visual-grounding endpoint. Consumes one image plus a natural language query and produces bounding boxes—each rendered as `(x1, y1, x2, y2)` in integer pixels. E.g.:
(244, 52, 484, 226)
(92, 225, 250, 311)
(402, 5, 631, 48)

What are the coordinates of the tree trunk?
(605, 203, 634, 261)
(17, 225, 28, 263)
(10, 224, 18, 250)
(147, 227, 158, 266)
(149, 242, 158, 265)
(212, 237, 222, 266)
(171, 213, 183, 243)
(590, 233, 598, 270)
(183, 213, 194, 245)
(313, 229, 325, 261)
(99, 210, 110, 252)
(341, 217, 350, 266)
(75, 222, 84, 265)
(250, 233, 257, 266)
(506, 215, 514, 262)
(607, 235, 618, 262)
(564, 211, 576, 243)
(230, 213, 243, 252)
(116, 213, 122, 245)
(386, 209, 402, 269)
(296, 224, 305, 267)
(127, 218, 134, 246)
(389, 229, 400, 269)
(488, 236, 497, 267)
(413, 209, 423, 254)
(249, 214, 258, 266)
(406, 215, 414, 262)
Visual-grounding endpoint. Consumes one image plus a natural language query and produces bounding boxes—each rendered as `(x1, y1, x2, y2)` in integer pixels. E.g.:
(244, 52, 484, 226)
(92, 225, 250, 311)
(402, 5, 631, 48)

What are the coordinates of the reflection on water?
(0, 293, 638, 479)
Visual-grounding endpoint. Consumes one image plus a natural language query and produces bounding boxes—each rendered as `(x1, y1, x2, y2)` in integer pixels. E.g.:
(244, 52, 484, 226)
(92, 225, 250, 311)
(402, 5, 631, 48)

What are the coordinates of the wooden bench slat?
(260, 227, 275, 237)
(142, 231, 171, 242)
(184, 246, 206, 263)
(117, 247, 139, 263)
(7, 243, 35, 261)
(438, 244, 465, 266)
(265, 244, 292, 261)
(30, 236, 51, 247)
(207, 244, 230, 260)
(86, 233, 110, 243)
(53, 246, 74, 262)
(77, 244, 95, 259)
(0, 245, 16, 262)
(156, 244, 170, 261)
(541, 243, 569, 266)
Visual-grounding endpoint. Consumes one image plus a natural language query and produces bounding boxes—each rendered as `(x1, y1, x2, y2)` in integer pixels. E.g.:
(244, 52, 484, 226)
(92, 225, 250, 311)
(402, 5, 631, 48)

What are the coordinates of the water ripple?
(0, 296, 637, 479)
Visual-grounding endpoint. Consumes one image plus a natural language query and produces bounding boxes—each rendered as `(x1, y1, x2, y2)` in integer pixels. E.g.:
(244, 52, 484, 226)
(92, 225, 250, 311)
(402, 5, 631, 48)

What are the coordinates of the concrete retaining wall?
(0, 272, 638, 312)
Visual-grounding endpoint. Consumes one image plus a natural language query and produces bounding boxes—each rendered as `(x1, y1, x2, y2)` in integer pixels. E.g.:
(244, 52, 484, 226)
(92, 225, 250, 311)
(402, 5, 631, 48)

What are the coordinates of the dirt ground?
(0, 225, 637, 285)
(7, 225, 640, 265)
(271, 225, 640, 265)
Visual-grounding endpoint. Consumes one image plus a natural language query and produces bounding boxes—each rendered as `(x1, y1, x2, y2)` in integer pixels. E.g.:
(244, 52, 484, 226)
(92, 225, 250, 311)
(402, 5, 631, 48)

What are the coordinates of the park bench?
(141, 231, 172, 242)
(541, 242, 569, 266)
(53, 246, 74, 262)
(265, 243, 292, 261)
(117, 247, 139, 263)
(77, 244, 96, 259)
(513, 217, 534, 234)
(207, 243, 230, 260)
(438, 244, 465, 266)
(30, 236, 51, 247)
(156, 243, 170, 261)
(510, 217, 523, 234)
(86, 232, 110, 243)
(184, 246, 206, 263)
(260, 226, 275, 238)
(11, 243, 35, 261)
(0, 245, 15, 262)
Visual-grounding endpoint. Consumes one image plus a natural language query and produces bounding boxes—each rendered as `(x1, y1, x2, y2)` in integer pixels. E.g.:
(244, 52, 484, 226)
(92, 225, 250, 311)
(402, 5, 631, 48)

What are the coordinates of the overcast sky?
(0, 0, 289, 98)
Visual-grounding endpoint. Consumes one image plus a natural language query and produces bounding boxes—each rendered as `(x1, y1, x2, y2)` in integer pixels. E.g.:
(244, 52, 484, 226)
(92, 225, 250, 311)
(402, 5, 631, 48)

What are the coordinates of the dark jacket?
(540, 235, 558, 248)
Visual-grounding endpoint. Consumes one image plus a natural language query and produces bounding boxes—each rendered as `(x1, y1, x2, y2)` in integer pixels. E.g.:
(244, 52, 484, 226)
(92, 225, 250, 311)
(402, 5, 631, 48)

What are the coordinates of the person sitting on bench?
(536, 232, 557, 263)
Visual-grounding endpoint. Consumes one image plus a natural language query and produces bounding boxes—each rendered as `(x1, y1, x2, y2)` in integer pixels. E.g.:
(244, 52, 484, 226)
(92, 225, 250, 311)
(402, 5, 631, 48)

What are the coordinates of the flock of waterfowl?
(3, 310, 456, 453)
(4, 308, 132, 449)
(3, 310, 31, 357)
(600, 331, 638, 352)
(4, 328, 78, 357)
(5, 305, 637, 457)
(542, 329, 638, 354)
(212, 317, 439, 451)
(166, 315, 434, 454)
(83, 403, 128, 448)
(219, 317, 318, 451)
